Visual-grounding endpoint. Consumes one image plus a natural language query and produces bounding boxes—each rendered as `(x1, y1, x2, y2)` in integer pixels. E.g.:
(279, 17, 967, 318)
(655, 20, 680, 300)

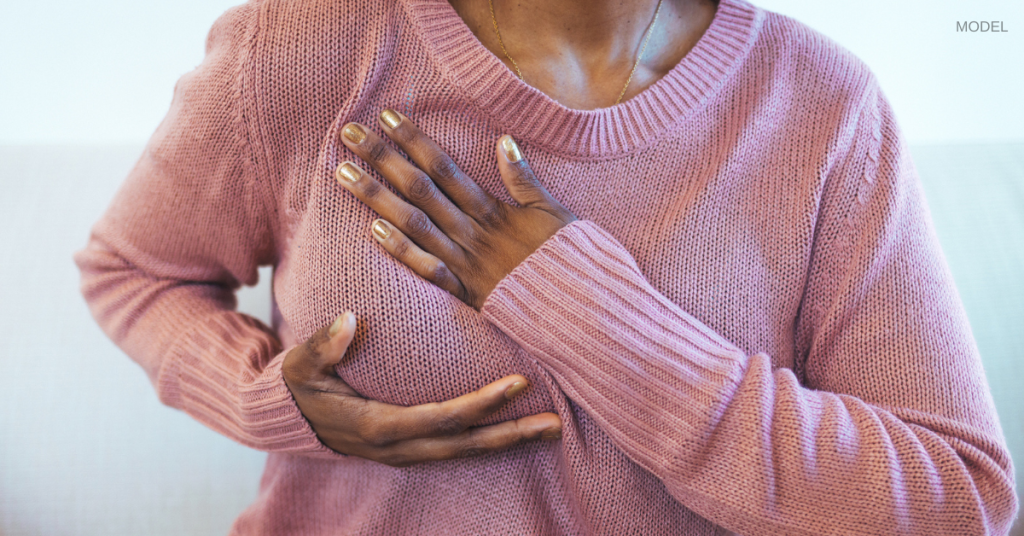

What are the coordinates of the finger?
(371, 412, 563, 467)
(495, 135, 569, 216)
(375, 110, 499, 219)
(356, 374, 533, 446)
(340, 121, 473, 237)
(335, 161, 460, 262)
(369, 219, 468, 301)
(283, 312, 357, 386)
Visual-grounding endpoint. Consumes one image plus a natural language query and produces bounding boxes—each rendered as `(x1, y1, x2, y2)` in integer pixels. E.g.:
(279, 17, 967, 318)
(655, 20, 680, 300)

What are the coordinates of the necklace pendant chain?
(488, 0, 524, 81)
(488, 0, 664, 106)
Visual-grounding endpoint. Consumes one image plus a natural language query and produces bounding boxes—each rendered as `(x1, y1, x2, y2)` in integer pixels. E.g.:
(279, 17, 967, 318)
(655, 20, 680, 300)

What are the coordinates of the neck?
(501, 0, 661, 54)
(449, 0, 718, 109)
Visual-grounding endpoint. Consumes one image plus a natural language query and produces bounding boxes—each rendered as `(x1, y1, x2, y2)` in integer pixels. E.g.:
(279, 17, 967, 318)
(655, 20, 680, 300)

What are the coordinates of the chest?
(269, 106, 820, 411)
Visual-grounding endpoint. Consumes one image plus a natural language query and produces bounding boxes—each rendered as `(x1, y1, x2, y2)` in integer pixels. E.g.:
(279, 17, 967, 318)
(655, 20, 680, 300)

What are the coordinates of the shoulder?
(252, 0, 402, 51)
(213, 0, 408, 215)
(211, 0, 403, 92)
(219, 0, 404, 161)
(747, 7, 880, 117)
(726, 4, 892, 181)
(239, 0, 403, 118)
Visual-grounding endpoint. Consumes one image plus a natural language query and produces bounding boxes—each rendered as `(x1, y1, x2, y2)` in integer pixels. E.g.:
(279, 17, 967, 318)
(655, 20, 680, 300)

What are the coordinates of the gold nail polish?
(504, 381, 527, 400)
(540, 429, 562, 441)
(380, 109, 402, 129)
(371, 219, 391, 240)
(342, 123, 366, 144)
(336, 162, 361, 183)
(502, 136, 522, 163)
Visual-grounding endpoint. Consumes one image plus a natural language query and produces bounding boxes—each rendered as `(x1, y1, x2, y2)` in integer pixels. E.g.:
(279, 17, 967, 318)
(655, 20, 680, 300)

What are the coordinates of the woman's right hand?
(282, 312, 562, 466)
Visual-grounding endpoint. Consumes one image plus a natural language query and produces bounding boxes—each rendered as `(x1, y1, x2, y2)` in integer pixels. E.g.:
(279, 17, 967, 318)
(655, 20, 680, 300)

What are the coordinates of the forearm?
(481, 220, 1016, 535)
(75, 236, 333, 457)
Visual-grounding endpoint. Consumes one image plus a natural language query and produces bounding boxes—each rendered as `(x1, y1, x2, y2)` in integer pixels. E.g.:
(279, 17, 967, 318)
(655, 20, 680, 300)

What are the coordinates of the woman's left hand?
(336, 109, 576, 310)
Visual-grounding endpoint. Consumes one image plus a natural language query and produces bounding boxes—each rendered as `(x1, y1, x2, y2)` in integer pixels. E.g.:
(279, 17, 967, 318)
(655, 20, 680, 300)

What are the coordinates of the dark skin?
(283, 0, 717, 464)
(283, 312, 562, 466)
(282, 126, 572, 464)
(452, 0, 717, 109)
(334, 119, 575, 310)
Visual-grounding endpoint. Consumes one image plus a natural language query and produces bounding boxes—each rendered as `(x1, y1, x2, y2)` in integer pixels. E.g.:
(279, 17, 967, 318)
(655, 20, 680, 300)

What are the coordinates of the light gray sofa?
(0, 143, 1020, 535)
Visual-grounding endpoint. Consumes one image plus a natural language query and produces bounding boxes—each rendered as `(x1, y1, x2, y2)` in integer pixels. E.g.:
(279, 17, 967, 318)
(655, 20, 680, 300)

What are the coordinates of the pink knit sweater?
(75, 0, 1018, 533)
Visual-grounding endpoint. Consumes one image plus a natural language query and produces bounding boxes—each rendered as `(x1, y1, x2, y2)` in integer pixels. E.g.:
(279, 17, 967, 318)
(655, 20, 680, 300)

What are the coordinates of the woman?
(75, 0, 1018, 533)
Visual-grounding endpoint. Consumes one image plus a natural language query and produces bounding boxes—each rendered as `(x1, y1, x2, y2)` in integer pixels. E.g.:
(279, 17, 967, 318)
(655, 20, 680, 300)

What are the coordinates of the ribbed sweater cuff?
(481, 220, 749, 474)
(158, 314, 343, 460)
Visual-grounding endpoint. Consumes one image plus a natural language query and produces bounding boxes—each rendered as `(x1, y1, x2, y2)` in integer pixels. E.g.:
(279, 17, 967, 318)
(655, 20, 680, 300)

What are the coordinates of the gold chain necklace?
(488, 0, 664, 106)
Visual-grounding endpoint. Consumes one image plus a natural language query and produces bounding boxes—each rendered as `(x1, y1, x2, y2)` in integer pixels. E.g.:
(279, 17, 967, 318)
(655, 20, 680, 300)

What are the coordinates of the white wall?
(0, 0, 240, 145)
(0, 146, 271, 536)
(1, 0, 1022, 145)
(755, 0, 1023, 144)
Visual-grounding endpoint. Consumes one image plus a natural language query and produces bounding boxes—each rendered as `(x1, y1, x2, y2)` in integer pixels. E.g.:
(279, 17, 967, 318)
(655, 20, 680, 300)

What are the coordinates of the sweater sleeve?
(480, 90, 1018, 535)
(74, 2, 337, 459)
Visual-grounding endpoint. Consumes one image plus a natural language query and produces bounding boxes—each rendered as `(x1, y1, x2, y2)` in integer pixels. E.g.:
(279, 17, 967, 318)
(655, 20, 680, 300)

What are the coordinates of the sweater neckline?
(402, 0, 763, 158)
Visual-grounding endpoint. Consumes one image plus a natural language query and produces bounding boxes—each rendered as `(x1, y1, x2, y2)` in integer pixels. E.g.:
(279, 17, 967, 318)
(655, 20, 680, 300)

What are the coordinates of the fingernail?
(501, 136, 522, 163)
(504, 381, 527, 400)
(342, 123, 366, 144)
(380, 109, 402, 129)
(336, 162, 361, 183)
(371, 219, 391, 241)
(328, 312, 352, 337)
(540, 429, 562, 441)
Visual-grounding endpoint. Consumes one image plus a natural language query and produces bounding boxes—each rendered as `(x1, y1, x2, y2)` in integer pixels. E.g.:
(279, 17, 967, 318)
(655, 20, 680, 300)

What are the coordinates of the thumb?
(285, 311, 358, 384)
(496, 135, 564, 212)
(322, 311, 358, 370)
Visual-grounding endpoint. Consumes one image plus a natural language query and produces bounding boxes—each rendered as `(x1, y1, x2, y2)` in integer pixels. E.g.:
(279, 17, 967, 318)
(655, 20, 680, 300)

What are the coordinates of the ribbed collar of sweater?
(402, 0, 763, 158)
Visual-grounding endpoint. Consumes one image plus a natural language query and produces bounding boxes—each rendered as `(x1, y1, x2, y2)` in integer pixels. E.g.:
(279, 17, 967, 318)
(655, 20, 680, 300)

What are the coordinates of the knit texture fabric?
(75, 0, 1018, 533)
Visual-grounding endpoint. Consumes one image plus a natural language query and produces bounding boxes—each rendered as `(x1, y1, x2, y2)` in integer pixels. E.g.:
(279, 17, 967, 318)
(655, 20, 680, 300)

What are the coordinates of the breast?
(272, 176, 556, 426)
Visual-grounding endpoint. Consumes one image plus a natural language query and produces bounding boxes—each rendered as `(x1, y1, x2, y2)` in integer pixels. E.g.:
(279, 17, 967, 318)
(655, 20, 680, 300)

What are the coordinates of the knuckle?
(405, 173, 436, 204)
(366, 138, 390, 164)
(439, 268, 467, 300)
(477, 203, 505, 228)
(433, 411, 465, 437)
(427, 155, 459, 180)
(426, 260, 449, 283)
(456, 441, 486, 459)
(391, 238, 411, 260)
(509, 421, 527, 444)
(390, 124, 417, 144)
(360, 177, 384, 200)
(401, 210, 433, 238)
(511, 167, 536, 190)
